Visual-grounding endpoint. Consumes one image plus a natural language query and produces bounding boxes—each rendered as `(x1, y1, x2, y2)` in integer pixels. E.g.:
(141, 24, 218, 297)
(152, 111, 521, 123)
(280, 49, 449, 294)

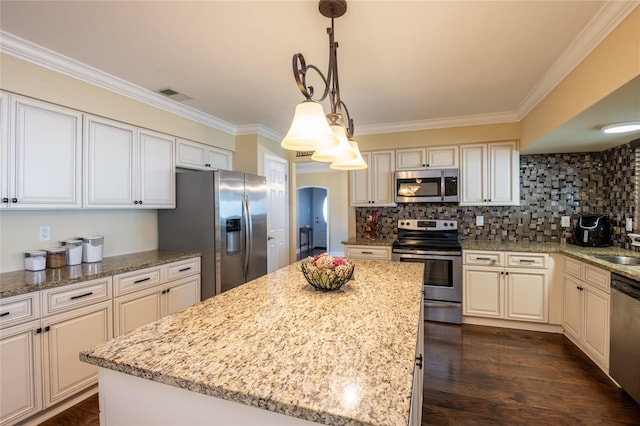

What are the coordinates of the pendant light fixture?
(280, 0, 367, 170)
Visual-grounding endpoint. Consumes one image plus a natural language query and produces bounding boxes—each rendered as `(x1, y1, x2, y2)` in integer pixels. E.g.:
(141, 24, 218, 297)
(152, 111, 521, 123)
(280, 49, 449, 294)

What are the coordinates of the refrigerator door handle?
(242, 195, 251, 279)
(245, 194, 253, 276)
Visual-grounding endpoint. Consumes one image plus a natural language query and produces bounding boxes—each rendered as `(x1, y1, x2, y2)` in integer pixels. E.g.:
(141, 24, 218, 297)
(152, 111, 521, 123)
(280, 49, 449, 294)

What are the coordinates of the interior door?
(265, 155, 289, 273)
(312, 188, 327, 249)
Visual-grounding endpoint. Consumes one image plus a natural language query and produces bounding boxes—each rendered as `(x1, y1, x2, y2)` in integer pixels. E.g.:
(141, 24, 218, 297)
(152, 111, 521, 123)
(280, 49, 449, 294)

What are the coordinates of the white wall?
(0, 210, 157, 272)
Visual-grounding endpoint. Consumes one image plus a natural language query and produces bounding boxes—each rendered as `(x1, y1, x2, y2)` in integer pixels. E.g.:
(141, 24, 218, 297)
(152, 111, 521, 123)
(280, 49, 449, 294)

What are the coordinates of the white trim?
(0, 31, 237, 135)
(515, 1, 640, 118)
(236, 124, 282, 142)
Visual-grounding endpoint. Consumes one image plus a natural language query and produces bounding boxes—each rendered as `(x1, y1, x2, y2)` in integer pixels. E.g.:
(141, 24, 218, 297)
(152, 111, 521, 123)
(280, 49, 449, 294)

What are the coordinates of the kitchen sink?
(593, 255, 640, 266)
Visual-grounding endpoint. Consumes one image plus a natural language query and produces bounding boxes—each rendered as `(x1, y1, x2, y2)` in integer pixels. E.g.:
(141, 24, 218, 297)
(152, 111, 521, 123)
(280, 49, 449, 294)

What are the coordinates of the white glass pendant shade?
(281, 100, 339, 151)
(330, 142, 367, 170)
(311, 124, 357, 162)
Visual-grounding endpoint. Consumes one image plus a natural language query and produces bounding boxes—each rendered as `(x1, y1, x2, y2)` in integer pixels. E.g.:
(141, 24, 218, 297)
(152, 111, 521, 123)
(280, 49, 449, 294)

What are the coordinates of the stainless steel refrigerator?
(158, 170, 267, 300)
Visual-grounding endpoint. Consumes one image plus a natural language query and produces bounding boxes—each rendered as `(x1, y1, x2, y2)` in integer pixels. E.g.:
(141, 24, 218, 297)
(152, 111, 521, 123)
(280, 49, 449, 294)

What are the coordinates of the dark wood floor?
(39, 323, 640, 425)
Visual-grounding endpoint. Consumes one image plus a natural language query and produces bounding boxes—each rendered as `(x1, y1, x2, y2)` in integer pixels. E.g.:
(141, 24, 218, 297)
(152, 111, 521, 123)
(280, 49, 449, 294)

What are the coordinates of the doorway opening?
(296, 186, 329, 260)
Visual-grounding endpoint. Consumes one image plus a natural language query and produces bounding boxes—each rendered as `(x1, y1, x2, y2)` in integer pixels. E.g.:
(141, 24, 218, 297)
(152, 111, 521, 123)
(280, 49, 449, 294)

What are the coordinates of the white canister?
(62, 239, 83, 265)
(24, 250, 46, 271)
(82, 236, 104, 263)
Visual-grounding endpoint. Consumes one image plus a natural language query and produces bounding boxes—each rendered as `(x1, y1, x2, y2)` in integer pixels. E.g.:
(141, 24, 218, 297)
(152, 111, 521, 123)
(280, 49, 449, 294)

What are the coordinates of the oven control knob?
(444, 223, 448, 227)
(400, 221, 404, 226)
(450, 222, 455, 227)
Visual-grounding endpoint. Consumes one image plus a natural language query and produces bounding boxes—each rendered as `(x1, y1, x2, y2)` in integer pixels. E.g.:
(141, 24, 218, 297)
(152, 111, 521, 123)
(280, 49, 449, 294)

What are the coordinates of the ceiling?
(1, 1, 639, 154)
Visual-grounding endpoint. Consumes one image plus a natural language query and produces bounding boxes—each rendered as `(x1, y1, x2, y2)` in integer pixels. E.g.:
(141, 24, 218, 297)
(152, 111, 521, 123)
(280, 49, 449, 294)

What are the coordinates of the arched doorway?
(296, 186, 329, 260)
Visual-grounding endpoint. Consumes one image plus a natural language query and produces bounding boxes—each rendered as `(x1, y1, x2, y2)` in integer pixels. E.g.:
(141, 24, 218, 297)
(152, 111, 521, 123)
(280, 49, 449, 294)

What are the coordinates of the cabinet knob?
(205, 163, 211, 167)
(139, 200, 143, 205)
(422, 164, 426, 167)
(415, 354, 423, 369)
(11, 198, 17, 203)
(1, 198, 8, 203)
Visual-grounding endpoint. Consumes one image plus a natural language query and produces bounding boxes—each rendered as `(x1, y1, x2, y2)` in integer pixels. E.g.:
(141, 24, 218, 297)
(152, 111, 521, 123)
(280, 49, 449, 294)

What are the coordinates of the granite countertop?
(81, 260, 424, 426)
(0, 250, 201, 298)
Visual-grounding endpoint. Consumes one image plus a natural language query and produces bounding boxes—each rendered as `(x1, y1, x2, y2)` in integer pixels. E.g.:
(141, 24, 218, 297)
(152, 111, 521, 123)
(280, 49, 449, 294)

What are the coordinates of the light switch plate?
(561, 216, 571, 227)
(476, 215, 484, 226)
(39, 225, 50, 241)
(626, 218, 633, 232)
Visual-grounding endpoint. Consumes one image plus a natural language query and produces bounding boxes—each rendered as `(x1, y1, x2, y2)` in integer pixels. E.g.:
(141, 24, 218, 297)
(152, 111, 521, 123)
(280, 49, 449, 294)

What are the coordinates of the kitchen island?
(80, 260, 424, 426)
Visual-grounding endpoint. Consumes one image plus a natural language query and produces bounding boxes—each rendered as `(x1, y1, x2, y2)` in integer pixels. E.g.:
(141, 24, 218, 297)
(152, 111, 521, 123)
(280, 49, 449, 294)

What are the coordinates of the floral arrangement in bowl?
(300, 253, 355, 291)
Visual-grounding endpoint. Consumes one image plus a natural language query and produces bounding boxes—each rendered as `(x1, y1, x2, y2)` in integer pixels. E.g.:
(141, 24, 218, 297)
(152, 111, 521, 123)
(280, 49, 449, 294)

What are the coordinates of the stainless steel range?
(391, 218, 462, 324)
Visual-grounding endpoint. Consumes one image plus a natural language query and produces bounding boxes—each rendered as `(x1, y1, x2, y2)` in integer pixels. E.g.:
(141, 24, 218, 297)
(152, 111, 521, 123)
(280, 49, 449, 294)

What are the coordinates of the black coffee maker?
(573, 214, 612, 247)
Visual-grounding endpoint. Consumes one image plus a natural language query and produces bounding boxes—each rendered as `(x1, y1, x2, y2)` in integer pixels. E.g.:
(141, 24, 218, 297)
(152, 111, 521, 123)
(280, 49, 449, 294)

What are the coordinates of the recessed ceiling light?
(601, 121, 640, 134)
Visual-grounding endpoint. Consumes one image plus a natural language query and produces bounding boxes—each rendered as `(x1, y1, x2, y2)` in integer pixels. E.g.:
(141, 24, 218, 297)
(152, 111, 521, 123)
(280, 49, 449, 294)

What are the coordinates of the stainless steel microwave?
(394, 169, 459, 203)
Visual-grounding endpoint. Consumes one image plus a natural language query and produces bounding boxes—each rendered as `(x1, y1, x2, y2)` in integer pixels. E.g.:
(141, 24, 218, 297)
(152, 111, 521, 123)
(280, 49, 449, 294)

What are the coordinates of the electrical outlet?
(561, 216, 571, 227)
(476, 215, 484, 226)
(626, 218, 633, 232)
(39, 226, 50, 241)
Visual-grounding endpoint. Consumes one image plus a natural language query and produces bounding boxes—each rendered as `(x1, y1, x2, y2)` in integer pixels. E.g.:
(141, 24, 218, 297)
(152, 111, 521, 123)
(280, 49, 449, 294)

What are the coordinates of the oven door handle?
(425, 301, 461, 309)
(393, 249, 461, 256)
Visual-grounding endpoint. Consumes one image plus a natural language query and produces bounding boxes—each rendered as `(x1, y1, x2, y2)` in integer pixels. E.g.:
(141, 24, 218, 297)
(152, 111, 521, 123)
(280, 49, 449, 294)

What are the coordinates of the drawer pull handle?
(178, 267, 191, 272)
(70, 292, 94, 300)
(134, 277, 151, 284)
(0, 311, 9, 317)
(519, 259, 535, 263)
(362, 251, 373, 254)
(476, 257, 492, 261)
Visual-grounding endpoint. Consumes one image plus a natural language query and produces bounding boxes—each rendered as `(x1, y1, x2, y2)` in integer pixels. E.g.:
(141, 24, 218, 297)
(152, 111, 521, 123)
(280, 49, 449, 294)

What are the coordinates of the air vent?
(156, 88, 191, 102)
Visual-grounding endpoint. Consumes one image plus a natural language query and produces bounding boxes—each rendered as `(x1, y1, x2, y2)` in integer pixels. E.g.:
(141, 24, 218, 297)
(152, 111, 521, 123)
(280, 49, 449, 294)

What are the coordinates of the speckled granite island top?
(0, 250, 201, 298)
(81, 260, 424, 426)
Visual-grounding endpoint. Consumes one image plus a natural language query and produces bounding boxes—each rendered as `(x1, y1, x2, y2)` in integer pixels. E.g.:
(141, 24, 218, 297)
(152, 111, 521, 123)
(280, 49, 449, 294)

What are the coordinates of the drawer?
(584, 264, 610, 293)
(564, 257, 583, 279)
(463, 251, 503, 266)
(345, 246, 391, 260)
(114, 266, 164, 296)
(0, 292, 40, 329)
(42, 277, 112, 316)
(166, 257, 201, 281)
(506, 252, 548, 269)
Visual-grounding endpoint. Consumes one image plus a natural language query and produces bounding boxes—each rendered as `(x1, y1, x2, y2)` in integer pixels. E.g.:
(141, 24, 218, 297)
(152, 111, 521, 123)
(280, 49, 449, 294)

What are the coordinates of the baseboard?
(462, 316, 564, 333)
(20, 385, 98, 426)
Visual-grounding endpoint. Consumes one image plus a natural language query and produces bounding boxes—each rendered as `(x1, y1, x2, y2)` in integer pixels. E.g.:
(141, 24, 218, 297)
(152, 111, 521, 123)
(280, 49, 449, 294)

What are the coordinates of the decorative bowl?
(300, 254, 355, 291)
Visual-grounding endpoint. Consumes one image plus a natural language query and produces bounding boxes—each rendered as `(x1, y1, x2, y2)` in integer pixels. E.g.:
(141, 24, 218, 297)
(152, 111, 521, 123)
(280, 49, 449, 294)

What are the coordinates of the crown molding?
(236, 124, 282, 142)
(0, 30, 238, 135)
(357, 111, 520, 136)
(515, 1, 639, 118)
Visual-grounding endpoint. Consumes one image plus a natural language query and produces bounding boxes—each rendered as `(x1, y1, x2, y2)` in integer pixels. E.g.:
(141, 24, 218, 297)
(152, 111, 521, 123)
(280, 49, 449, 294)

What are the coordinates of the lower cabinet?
(408, 300, 424, 426)
(562, 257, 610, 373)
(463, 251, 549, 323)
(343, 245, 391, 260)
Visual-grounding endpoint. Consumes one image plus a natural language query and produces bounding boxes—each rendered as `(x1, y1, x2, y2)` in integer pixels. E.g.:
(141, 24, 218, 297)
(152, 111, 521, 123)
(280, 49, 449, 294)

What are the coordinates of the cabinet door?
(113, 286, 163, 337)
(583, 285, 610, 368)
(460, 144, 486, 205)
(176, 138, 207, 169)
(0, 91, 9, 208)
(11, 95, 82, 208)
(505, 269, 547, 322)
(164, 276, 201, 317)
(395, 148, 426, 170)
(0, 320, 42, 425)
(206, 146, 232, 171)
(350, 151, 371, 205)
(371, 150, 395, 205)
(562, 275, 582, 342)
(84, 116, 136, 207)
(42, 301, 112, 407)
(137, 129, 175, 208)
(426, 146, 458, 168)
(488, 141, 519, 205)
(463, 266, 502, 318)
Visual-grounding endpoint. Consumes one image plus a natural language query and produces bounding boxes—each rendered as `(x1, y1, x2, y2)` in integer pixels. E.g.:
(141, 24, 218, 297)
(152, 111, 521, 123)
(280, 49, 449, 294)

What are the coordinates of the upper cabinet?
(84, 115, 175, 209)
(175, 138, 232, 171)
(2, 94, 83, 209)
(460, 141, 519, 206)
(351, 150, 396, 206)
(396, 146, 459, 170)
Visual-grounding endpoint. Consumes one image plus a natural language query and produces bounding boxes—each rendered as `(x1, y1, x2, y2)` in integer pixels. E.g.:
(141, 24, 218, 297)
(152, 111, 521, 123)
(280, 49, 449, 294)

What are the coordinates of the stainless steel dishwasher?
(610, 273, 640, 405)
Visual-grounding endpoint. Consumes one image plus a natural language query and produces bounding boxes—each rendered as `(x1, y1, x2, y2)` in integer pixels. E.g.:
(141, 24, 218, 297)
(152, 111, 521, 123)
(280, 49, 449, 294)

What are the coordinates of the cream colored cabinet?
(350, 150, 395, 206)
(344, 245, 391, 260)
(2, 94, 82, 209)
(113, 258, 201, 337)
(0, 292, 42, 426)
(40, 278, 113, 407)
(0, 92, 8, 210)
(396, 146, 459, 171)
(84, 115, 175, 208)
(463, 250, 548, 322)
(460, 141, 519, 206)
(408, 300, 424, 426)
(176, 138, 232, 171)
(562, 257, 610, 372)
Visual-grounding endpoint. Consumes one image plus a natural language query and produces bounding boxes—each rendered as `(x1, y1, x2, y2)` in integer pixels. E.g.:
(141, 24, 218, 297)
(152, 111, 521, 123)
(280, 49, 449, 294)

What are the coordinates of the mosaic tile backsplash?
(356, 143, 637, 250)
